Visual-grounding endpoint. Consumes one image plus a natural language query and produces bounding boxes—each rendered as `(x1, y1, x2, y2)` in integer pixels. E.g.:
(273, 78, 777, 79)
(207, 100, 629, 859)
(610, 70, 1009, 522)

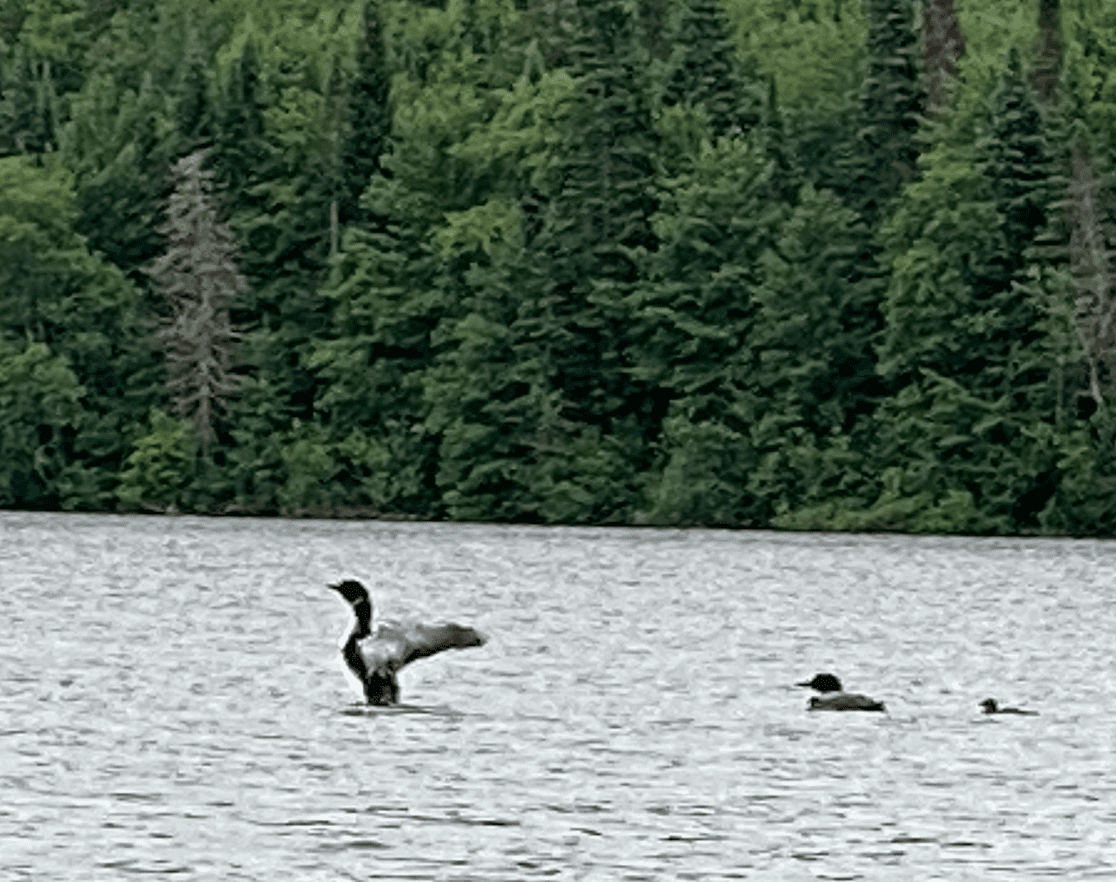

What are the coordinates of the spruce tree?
(526, 0, 659, 432)
(983, 48, 1051, 307)
(434, 0, 662, 521)
(633, 139, 784, 525)
(847, 0, 924, 223)
(861, 53, 1060, 533)
(174, 29, 212, 150)
(339, 1, 391, 227)
(1032, 0, 1062, 103)
(661, 0, 759, 137)
(213, 36, 266, 202)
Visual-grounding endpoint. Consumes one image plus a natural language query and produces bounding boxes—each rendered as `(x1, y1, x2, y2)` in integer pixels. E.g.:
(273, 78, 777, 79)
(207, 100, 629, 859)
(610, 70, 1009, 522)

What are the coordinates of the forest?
(2, 0, 1116, 534)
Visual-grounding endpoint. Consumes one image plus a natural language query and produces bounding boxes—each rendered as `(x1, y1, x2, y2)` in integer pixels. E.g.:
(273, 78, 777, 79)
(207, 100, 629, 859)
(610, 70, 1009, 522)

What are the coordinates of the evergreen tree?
(846, 0, 924, 223)
(147, 149, 246, 452)
(174, 28, 212, 150)
(0, 156, 144, 509)
(213, 34, 265, 202)
(1032, 0, 1061, 103)
(661, 0, 759, 137)
(749, 184, 883, 521)
(508, 0, 660, 520)
(339, 0, 391, 227)
(527, 0, 659, 429)
(860, 54, 1060, 533)
(985, 48, 1052, 298)
(632, 138, 784, 525)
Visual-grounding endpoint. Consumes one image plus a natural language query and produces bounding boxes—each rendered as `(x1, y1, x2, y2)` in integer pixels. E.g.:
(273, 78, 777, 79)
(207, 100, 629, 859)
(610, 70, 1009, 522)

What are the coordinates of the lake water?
(2, 512, 1114, 880)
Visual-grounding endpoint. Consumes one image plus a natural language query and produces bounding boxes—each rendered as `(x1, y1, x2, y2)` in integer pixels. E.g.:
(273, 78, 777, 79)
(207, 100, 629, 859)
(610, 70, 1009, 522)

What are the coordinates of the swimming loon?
(980, 698, 1037, 716)
(329, 579, 486, 705)
(797, 673, 886, 712)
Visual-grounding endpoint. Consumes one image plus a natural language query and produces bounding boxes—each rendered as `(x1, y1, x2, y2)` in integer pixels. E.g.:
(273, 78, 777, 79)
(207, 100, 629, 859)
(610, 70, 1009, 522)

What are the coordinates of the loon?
(797, 673, 886, 712)
(329, 579, 486, 706)
(981, 698, 1038, 716)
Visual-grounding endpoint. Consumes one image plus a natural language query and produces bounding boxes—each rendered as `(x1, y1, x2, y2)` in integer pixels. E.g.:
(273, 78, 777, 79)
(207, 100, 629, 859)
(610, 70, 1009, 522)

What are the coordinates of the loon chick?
(981, 698, 1037, 716)
(797, 673, 886, 712)
(329, 579, 486, 706)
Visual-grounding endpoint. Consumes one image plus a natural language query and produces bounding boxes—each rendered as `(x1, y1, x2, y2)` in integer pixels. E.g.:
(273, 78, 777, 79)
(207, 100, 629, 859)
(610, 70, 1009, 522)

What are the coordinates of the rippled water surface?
(3, 512, 1115, 879)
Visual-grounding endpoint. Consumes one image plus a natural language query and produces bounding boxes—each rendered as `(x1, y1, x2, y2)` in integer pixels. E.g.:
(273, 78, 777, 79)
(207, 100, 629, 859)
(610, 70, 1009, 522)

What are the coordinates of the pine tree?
(632, 138, 785, 525)
(847, 0, 924, 223)
(147, 150, 246, 451)
(526, 0, 659, 431)
(174, 29, 212, 150)
(661, 0, 759, 137)
(339, 1, 391, 227)
(213, 35, 266, 202)
(859, 52, 1061, 533)
(984, 48, 1051, 297)
(1032, 0, 1062, 103)
(423, 0, 662, 522)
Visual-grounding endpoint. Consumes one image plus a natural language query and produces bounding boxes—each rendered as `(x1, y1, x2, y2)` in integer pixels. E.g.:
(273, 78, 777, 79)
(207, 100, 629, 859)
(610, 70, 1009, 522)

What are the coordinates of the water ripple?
(2, 514, 1115, 879)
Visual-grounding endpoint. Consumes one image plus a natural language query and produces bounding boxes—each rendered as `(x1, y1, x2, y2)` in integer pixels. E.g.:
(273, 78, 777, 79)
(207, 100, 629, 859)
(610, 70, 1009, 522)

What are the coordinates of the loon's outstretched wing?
(361, 621, 486, 672)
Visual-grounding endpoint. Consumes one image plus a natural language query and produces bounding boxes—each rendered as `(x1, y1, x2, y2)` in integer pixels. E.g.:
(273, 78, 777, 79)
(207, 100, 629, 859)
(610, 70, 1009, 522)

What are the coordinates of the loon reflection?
(328, 579, 486, 705)
(797, 673, 886, 712)
(981, 698, 1038, 716)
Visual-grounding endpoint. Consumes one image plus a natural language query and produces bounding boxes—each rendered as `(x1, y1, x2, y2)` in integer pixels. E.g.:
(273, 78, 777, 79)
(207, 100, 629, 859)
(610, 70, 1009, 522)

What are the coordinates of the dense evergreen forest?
(3, 0, 1116, 533)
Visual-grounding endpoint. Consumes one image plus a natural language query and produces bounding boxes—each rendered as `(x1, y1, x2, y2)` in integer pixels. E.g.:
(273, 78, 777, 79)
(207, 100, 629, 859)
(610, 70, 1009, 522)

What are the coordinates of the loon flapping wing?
(329, 579, 486, 706)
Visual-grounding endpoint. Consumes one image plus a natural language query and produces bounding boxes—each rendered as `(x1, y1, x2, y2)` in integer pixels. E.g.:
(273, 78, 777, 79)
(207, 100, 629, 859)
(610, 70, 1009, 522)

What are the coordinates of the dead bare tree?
(921, 0, 965, 116)
(147, 149, 246, 451)
(1066, 143, 1116, 408)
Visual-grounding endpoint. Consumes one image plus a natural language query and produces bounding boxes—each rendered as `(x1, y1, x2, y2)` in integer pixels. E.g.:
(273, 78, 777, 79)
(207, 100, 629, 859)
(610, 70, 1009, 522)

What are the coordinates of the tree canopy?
(2, 0, 1116, 535)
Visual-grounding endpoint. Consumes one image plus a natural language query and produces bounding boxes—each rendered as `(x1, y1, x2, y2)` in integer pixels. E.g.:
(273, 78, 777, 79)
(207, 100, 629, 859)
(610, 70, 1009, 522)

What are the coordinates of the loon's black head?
(329, 579, 373, 638)
(329, 579, 368, 602)
(797, 673, 843, 693)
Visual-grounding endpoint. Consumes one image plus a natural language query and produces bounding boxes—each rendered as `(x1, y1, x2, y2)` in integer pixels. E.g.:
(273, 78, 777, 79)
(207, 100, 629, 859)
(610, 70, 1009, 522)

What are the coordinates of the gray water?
(2, 512, 1114, 880)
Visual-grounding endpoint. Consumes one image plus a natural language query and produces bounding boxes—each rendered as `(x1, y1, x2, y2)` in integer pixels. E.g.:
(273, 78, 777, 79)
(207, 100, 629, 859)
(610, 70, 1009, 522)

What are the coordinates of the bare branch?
(147, 149, 247, 451)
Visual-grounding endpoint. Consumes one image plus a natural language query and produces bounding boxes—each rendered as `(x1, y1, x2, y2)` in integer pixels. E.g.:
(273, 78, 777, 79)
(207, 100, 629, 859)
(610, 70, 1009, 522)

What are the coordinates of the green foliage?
(845, 0, 924, 222)
(6, 0, 1116, 536)
(339, 0, 390, 226)
(725, 0, 866, 111)
(0, 156, 147, 502)
(116, 409, 196, 511)
(747, 183, 883, 516)
(661, 0, 761, 137)
(0, 342, 85, 508)
(865, 48, 1062, 534)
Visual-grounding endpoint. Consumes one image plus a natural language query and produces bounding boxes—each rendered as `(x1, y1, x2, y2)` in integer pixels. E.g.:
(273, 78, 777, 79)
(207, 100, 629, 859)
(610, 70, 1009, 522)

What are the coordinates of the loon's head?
(329, 579, 373, 638)
(980, 698, 1038, 715)
(797, 673, 843, 693)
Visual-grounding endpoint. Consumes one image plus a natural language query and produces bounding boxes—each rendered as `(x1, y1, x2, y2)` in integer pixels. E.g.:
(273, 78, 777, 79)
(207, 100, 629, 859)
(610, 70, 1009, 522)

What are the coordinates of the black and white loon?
(328, 579, 486, 705)
(797, 673, 886, 712)
(980, 698, 1037, 716)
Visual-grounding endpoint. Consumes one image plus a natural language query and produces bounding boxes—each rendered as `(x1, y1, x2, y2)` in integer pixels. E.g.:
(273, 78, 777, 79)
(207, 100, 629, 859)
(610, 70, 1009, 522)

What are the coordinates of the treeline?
(3, 0, 1116, 534)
